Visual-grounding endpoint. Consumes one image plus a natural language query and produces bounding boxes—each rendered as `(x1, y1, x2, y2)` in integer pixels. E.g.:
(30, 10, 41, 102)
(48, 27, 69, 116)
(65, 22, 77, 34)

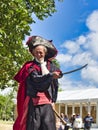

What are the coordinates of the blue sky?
(1, 0, 98, 95)
(24, 0, 98, 90)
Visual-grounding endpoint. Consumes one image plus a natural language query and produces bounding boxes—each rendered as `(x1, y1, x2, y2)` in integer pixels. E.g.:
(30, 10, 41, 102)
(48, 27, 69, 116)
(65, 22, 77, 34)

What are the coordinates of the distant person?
(70, 113, 76, 130)
(64, 114, 70, 130)
(58, 113, 65, 130)
(83, 112, 94, 130)
(73, 114, 82, 130)
(56, 118, 61, 130)
(58, 113, 69, 130)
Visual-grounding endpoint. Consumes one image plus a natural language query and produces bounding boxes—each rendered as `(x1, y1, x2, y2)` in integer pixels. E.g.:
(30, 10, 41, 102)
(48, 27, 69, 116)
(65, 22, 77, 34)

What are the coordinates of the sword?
(53, 108, 67, 125)
(61, 64, 88, 76)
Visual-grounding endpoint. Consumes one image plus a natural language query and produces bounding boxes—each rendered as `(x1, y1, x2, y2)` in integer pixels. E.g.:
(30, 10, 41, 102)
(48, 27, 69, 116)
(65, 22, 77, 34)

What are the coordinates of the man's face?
(32, 45, 46, 62)
(87, 113, 90, 117)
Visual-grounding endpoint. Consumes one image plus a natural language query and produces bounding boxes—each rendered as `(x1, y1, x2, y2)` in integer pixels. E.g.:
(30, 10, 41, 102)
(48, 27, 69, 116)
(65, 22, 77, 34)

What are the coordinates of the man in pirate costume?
(13, 36, 62, 130)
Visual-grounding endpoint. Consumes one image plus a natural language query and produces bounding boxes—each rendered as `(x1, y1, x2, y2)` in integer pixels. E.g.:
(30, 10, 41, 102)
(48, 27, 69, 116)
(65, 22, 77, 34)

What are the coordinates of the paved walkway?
(69, 128, 98, 130)
(0, 122, 98, 130)
(70, 128, 98, 130)
(90, 128, 98, 130)
(0, 124, 13, 130)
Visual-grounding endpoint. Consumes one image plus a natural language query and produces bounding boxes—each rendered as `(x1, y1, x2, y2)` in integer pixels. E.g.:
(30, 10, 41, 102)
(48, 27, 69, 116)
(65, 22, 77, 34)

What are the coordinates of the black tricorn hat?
(26, 36, 58, 60)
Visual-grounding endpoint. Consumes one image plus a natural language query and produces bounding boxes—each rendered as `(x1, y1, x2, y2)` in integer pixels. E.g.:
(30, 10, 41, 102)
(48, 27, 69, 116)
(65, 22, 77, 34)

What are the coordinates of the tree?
(0, 0, 62, 89)
(0, 92, 14, 121)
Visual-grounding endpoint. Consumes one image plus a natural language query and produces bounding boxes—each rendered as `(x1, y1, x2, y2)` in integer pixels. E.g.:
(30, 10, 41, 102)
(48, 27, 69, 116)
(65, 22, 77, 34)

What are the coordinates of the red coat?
(13, 60, 60, 130)
(13, 61, 39, 130)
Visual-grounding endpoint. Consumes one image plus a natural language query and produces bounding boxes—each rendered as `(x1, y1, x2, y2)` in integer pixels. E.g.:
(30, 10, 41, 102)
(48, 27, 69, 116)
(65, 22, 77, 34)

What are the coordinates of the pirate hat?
(26, 36, 57, 60)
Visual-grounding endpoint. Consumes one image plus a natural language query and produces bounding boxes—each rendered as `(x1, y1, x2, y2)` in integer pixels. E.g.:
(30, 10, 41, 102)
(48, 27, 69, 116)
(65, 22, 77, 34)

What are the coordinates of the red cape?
(13, 61, 40, 130)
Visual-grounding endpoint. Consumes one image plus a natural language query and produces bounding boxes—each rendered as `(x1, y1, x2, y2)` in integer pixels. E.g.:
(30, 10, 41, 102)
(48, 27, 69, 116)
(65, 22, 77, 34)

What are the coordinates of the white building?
(55, 88, 98, 127)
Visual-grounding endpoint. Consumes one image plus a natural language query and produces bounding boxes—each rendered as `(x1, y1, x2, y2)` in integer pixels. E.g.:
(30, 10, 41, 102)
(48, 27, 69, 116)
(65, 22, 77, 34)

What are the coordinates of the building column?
(80, 103, 82, 118)
(88, 101, 91, 113)
(72, 103, 75, 114)
(96, 102, 98, 127)
(65, 104, 67, 115)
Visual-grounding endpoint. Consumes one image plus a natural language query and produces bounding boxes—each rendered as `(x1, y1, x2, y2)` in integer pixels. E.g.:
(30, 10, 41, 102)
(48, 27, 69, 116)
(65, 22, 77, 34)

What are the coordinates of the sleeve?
(26, 70, 54, 97)
(52, 79, 59, 102)
(30, 70, 53, 84)
(49, 61, 62, 102)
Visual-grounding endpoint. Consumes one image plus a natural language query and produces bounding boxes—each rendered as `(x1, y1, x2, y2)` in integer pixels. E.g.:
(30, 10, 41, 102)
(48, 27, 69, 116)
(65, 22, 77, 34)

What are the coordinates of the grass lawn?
(0, 120, 84, 130)
(0, 120, 13, 130)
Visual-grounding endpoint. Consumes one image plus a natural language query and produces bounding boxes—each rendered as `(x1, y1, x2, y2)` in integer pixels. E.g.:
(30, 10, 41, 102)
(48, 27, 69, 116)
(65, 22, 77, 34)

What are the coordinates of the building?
(55, 88, 98, 127)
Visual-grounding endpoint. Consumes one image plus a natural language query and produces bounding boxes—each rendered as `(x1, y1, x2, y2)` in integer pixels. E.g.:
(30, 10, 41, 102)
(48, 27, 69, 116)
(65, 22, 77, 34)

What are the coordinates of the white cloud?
(59, 76, 96, 90)
(61, 41, 80, 54)
(72, 52, 91, 65)
(76, 35, 86, 45)
(81, 65, 98, 84)
(59, 76, 73, 90)
(85, 10, 98, 57)
(58, 10, 98, 89)
(56, 53, 72, 64)
(86, 32, 98, 56)
(86, 10, 98, 32)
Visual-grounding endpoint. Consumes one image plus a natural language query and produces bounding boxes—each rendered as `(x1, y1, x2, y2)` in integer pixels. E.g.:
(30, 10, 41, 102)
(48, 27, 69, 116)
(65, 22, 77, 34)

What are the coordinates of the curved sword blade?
(62, 64, 88, 75)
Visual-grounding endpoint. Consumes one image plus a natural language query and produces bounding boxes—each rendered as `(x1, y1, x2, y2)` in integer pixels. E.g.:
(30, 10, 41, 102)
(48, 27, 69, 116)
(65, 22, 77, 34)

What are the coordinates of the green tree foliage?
(0, 91, 14, 121)
(52, 59, 60, 68)
(0, 0, 61, 89)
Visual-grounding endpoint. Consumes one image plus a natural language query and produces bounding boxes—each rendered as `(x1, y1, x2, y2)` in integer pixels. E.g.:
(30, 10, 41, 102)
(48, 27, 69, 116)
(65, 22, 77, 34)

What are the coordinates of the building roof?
(57, 88, 98, 103)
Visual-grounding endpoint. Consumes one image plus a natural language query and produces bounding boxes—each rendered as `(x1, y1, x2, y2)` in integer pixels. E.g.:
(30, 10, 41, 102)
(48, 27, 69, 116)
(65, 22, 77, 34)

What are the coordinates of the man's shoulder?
(84, 116, 88, 118)
(14, 61, 34, 82)
(24, 60, 33, 65)
(23, 61, 35, 67)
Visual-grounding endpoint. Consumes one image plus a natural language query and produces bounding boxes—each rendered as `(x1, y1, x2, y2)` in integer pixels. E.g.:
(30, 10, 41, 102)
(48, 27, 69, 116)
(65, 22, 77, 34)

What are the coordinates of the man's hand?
(52, 71, 61, 79)
(51, 102, 55, 110)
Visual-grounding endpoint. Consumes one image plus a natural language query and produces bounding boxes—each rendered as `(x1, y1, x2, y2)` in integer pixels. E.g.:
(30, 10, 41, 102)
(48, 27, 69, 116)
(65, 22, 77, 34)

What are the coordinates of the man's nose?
(37, 53, 41, 56)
